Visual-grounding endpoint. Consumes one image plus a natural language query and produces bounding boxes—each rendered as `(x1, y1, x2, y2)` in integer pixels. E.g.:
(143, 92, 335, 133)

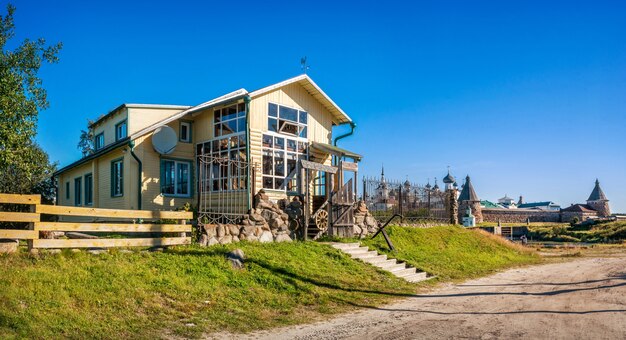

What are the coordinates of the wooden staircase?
(329, 242, 434, 283)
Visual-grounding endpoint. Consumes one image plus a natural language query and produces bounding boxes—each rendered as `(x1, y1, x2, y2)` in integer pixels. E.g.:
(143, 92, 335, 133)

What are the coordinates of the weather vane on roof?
(301, 57, 310, 74)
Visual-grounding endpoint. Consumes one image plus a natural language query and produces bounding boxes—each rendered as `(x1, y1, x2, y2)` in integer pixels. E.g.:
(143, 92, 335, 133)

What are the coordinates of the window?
(161, 159, 192, 197)
(180, 121, 192, 143)
(268, 103, 307, 138)
(214, 103, 246, 137)
(196, 103, 248, 192)
(65, 182, 70, 200)
(111, 159, 123, 197)
(115, 120, 127, 141)
(196, 133, 247, 192)
(94, 133, 104, 150)
(74, 177, 82, 206)
(84, 173, 93, 206)
(262, 134, 308, 191)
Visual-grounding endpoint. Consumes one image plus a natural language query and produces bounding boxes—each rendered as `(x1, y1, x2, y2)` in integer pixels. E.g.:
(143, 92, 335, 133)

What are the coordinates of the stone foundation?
(197, 190, 294, 246)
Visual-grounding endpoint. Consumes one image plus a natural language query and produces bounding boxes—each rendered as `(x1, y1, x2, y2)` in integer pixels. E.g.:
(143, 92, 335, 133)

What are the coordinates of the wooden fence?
(0, 193, 192, 250)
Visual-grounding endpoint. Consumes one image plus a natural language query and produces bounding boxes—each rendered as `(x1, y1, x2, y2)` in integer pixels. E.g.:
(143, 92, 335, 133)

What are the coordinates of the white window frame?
(115, 120, 127, 141)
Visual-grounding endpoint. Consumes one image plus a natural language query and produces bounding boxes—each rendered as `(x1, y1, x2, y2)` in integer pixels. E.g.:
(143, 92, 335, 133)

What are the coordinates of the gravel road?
(228, 256, 626, 340)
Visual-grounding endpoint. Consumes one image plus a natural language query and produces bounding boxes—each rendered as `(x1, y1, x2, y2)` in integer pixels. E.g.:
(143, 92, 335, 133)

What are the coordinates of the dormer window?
(115, 120, 127, 141)
(94, 132, 104, 150)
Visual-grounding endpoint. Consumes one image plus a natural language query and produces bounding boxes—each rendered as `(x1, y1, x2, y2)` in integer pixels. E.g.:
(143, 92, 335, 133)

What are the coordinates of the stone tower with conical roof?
(458, 175, 482, 223)
(586, 179, 610, 217)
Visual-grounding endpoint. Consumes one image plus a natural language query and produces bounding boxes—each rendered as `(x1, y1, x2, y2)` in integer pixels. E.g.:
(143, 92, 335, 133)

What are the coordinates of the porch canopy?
(310, 142, 362, 162)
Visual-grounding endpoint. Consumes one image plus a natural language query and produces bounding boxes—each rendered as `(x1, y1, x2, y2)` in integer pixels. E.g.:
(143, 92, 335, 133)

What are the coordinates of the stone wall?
(197, 190, 295, 246)
(482, 208, 561, 223)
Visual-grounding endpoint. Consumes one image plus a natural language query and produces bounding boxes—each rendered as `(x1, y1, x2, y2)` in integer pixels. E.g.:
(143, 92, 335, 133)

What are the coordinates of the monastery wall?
(482, 208, 561, 223)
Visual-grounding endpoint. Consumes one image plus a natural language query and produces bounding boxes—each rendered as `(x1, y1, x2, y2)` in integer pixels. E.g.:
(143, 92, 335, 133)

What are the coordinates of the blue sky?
(8, 0, 626, 211)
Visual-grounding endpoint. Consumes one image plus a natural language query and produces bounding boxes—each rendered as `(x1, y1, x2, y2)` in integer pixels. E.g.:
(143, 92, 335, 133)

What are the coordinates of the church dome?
(443, 171, 455, 184)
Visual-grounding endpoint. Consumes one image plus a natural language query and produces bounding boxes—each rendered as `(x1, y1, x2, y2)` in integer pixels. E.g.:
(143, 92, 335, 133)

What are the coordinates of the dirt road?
(234, 256, 626, 339)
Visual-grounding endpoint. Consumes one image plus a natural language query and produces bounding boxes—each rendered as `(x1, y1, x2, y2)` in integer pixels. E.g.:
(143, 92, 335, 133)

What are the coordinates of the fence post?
(27, 195, 41, 254)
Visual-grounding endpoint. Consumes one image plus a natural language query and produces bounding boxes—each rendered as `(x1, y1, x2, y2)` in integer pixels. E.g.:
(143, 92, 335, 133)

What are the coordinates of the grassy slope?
(0, 242, 414, 339)
(362, 225, 540, 280)
(528, 220, 626, 243)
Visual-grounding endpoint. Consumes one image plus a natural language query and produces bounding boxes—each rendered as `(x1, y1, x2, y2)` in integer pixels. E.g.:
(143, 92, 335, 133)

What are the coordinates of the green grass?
(361, 225, 540, 280)
(528, 220, 626, 243)
(0, 242, 415, 339)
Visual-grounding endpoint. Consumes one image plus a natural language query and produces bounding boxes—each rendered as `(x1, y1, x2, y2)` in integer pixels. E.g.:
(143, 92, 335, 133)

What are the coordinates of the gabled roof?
(130, 89, 248, 140)
(561, 204, 597, 213)
(458, 175, 479, 201)
(130, 74, 351, 141)
(249, 74, 352, 125)
(587, 179, 608, 201)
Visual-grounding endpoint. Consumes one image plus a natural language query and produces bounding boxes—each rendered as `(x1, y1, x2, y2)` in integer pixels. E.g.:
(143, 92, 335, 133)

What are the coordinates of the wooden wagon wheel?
(315, 209, 329, 231)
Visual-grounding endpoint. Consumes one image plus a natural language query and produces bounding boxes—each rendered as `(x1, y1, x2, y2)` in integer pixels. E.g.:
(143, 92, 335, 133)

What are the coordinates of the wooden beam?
(36, 205, 192, 220)
(0, 229, 38, 239)
(0, 211, 40, 223)
(0, 193, 41, 205)
(35, 222, 191, 233)
(32, 237, 191, 249)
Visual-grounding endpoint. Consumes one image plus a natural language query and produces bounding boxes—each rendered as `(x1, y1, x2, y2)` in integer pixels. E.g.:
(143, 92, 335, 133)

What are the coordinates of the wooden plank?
(0, 229, 38, 239)
(35, 222, 191, 233)
(300, 160, 338, 174)
(0, 211, 40, 223)
(36, 205, 192, 220)
(0, 194, 41, 205)
(341, 161, 358, 172)
(32, 237, 191, 249)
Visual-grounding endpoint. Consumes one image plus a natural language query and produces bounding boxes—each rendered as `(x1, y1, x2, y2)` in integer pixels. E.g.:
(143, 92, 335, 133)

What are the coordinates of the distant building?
(498, 195, 516, 208)
(518, 201, 561, 211)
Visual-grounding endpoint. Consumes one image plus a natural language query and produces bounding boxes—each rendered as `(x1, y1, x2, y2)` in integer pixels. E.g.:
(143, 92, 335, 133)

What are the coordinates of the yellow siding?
(93, 108, 128, 147)
(192, 108, 214, 143)
(57, 162, 95, 207)
(96, 149, 129, 210)
(134, 120, 196, 211)
(127, 107, 186, 136)
(248, 82, 334, 202)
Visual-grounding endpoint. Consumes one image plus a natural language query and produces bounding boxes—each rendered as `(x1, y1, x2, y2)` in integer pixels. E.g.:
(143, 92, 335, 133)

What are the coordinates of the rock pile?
(353, 200, 379, 238)
(198, 189, 294, 246)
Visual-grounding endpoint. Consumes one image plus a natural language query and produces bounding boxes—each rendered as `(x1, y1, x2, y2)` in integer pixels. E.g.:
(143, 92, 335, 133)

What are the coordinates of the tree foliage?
(0, 4, 62, 203)
(77, 120, 95, 157)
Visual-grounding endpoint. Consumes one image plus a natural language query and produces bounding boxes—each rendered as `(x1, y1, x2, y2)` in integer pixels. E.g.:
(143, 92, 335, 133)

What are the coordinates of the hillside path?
(229, 256, 626, 340)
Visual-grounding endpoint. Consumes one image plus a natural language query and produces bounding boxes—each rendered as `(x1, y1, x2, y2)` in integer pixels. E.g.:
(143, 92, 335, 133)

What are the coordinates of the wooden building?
(54, 75, 361, 233)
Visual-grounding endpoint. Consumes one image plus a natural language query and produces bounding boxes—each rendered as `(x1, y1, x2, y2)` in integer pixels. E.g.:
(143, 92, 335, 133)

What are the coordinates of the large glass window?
(115, 120, 127, 141)
(111, 159, 123, 197)
(262, 134, 307, 191)
(161, 159, 191, 197)
(196, 103, 247, 192)
(94, 133, 104, 150)
(74, 177, 82, 206)
(214, 103, 246, 137)
(268, 103, 307, 138)
(84, 173, 93, 206)
(197, 134, 247, 192)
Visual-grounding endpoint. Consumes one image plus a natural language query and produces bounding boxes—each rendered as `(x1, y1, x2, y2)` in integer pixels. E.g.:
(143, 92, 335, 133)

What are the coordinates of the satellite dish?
(152, 126, 177, 155)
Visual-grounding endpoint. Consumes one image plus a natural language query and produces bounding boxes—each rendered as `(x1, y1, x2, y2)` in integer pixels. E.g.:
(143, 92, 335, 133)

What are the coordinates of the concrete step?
(343, 247, 372, 255)
(393, 268, 419, 277)
(361, 255, 388, 264)
(377, 262, 407, 272)
(350, 251, 379, 259)
(329, 242, 432, 284)
(331, 243, 360, 250)
(402, 272, 430, 283)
